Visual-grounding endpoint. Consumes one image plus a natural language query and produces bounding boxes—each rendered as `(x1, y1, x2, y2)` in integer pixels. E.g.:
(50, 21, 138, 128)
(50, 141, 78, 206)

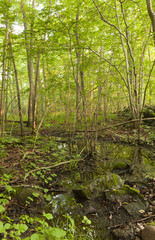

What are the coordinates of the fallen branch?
(108, 214, 155, 230)
(24, 159, 83, 181)
(79, 117, 155, 132)
(53, 117, 155, 134)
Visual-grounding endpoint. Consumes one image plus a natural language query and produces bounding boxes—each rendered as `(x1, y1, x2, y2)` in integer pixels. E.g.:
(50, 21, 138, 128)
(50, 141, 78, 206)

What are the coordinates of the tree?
(91, 0, 153, 125)
(9, 33, 24, 135)
(146, 0, 155, 46)
(20, 0, 35, 126)
(0, 0, 10, 136)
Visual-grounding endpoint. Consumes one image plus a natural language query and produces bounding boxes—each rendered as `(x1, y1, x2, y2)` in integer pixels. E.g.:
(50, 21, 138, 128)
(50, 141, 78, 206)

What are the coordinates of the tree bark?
(0, 16, 9, 136)
(20, 0, 34, 126)
(75, 7, 81, 122)
(32, 51, 40, 131)
(9, 36, 24, 135)
(146, 0, 155, 45)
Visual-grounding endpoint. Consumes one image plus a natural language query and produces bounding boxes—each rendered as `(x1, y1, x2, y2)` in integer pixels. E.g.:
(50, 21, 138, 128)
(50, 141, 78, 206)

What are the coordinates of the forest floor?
(0, 123, 155, 239)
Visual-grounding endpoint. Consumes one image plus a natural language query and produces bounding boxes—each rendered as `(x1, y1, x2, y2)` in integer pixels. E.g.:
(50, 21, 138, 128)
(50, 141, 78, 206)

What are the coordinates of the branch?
(91, 0, 127, 40)
(108, 214, 155, 229)
(142, 60, 155, 110)
(75, 117, 155, 133)
(88, 47, 128, 88)
(24, 159, 83, 181)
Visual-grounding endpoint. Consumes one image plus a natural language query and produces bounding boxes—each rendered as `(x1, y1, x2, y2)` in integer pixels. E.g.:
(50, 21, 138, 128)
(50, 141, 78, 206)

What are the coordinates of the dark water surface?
(46, 137, 155, 239)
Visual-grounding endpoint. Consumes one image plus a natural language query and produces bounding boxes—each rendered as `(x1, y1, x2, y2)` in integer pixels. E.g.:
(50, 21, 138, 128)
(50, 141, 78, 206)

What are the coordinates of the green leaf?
(43, 212, 53, 220)
(47, 227, 66, 239)
(43, 194, 52, 201)
(4, 223, 11, 230)
(0, 205, 5, 213)
(82, 216, 91, 225)
(27, 197, 34, 202)
(30, 233, 41, 240)
(32, 193, 40, 198)
(15, 223, 28, 233)
(0, 221, 4, 231)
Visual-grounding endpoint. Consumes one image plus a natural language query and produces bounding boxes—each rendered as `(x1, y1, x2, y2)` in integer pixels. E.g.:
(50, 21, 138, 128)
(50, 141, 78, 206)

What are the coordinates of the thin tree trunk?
(75, 5, 81, 122)
(32, 51, 40, 131)
(0, 17, 9, 136)
(146, 0, 155, 46)
(9, 37, 24, 135)
(20, 0, 34, 126)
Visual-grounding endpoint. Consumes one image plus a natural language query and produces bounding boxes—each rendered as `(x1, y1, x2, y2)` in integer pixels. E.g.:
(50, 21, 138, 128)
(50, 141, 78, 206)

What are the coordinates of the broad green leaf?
(4, 223, 11, 230)
(49, 227, 66, 239)
(15, 223, 28, 233)
(32, 193, 40, 198)
(0, 205, 5, 213)
(43, 194, 52, 201)
(30, 233, 41, 240)
(43, 212, 53, 220)
(0, 221, 4, 231)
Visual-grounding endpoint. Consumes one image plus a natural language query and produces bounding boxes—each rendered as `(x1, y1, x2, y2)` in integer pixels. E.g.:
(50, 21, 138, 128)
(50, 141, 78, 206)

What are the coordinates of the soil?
(0, 127, 155, 240)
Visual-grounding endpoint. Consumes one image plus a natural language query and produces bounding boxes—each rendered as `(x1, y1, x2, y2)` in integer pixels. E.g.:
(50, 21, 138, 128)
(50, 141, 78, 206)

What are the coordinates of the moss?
(112, 162, 128, 170)
(123, 185, 144, 199)
(90, 173, 124, 192)
(147, 222, 155, 226)
(12, 187, 43, 204)
(106, 184, 144, 198)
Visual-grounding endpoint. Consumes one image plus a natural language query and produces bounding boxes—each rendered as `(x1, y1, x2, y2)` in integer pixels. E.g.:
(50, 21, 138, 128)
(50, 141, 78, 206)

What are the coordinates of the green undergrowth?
(0, 175, 93, 240)
(0, 133, 96, 240)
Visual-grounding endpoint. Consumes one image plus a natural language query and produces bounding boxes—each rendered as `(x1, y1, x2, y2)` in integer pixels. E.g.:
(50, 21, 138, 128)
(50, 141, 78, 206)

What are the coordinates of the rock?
(88, 173, 124, 195)
(71, 173, 124, 200)
(112, 162, 133, 175)
(141, 224, 155, 240)
(12, 187, 45, 206)
(85, 203, 96, 215)
(123, 198, 149, 217)
(112, 226, 134, 239)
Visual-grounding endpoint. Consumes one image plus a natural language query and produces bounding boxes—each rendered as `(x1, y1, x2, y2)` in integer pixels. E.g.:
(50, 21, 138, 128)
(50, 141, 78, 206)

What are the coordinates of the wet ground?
(0, 132, 155, 239)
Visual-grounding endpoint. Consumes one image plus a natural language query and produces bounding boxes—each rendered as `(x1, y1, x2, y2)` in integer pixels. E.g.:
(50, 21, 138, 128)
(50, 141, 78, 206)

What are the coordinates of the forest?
(0, 0, 155, 239)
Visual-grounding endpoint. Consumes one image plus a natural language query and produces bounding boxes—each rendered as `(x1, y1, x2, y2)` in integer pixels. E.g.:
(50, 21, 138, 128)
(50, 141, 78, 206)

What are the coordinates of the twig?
(20, 151, 35, 162)
(24, 159, 83, 181)
(108, 214, 155, 229)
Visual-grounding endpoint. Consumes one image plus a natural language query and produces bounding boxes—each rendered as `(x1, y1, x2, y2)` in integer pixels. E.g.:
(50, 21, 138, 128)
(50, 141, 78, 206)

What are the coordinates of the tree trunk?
(32, 51, 40, 131)
(75, 5, 81, 122)
(20, 0, 34, 126)
(0, 17, 9, 136)
(9, 36, 24, 135)
(146, 0, 155, 46)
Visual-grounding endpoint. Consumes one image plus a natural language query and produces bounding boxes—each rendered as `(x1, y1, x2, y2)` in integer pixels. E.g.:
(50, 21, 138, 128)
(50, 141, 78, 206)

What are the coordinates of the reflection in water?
(57, 138, 155, 182)
(50, 193, 76, 215)
(47, 137, 155, 240)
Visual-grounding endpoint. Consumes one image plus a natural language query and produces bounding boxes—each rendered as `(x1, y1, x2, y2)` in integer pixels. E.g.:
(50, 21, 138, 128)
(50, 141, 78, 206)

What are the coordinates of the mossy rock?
(112, 162, 133, 175)
(84, 173, 124, 198)
(106, 184, 143, 201)
(12, 187, 44, 206)
(112, 162, 128, 170)
(123, 185, 143, 198)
